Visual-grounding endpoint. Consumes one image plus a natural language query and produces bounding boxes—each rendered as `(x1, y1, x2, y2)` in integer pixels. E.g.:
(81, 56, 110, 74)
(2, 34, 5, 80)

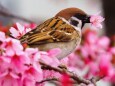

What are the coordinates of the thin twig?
(36, 78, 59, 84)
(90, 76, 105, 86)
(39, 61, 104, 85)
(39, 61, 92, 85)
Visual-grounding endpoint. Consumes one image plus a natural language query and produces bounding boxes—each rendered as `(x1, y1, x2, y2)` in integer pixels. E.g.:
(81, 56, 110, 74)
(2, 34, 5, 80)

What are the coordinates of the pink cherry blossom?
(90, 14, 105, 29)
(0, 31, 44, 86)
(10, 54, 30, 74)
(68, 53, 83, 68)
(24, 23, 37, 29)
(39, 49, 60, 66)
(99, 53, 114, 77)
(0, 69, 21, 86)
(85, 62, 99, 78)
(0, 32, 6, 42)
(25, 48, 40, 62)
(25, 48, 42, 73)
(22, 66, 43, 86)
(109, 47, 115, 54)
(97, 36, 110, 50)
(85, 30, 98, 44)
(9, 23, 32, 39)
(60, 57, 69, 66)
(65, 28, 115, 81)
(88, 84, 95, 86)
(60, 74, 73, 86)
(5, 38, 23, 55)
(43, 70, 61, 79)
(39, 51, 53, 65)
(0, 38, 30, 73)
(47, 48, 61, 57)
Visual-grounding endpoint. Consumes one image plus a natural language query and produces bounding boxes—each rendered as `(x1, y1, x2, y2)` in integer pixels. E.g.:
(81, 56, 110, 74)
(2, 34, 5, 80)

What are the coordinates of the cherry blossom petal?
(0, 70, 8, 78)
(47, 48, 61, 57)
(0, 31, 6, 42)
(9, 27, 20, 38)
(10, 72, 19, 79)
(97, 36, 110, 49)
(16, 23, 25, 34)
(25, 28, 32, 33)
(90, 14, 105, 29)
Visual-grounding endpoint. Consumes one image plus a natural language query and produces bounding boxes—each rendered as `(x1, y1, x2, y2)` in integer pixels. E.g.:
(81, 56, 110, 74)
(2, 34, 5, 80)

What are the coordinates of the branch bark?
(39, 61, 102, 86)
(36, 78, 59, 84)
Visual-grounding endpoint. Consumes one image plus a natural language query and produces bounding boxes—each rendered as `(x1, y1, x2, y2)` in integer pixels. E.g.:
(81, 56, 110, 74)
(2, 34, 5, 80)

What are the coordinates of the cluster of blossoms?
(0, 14, 114, 86)
(61, 29, 115, 82)
(0, 24, 63, 86)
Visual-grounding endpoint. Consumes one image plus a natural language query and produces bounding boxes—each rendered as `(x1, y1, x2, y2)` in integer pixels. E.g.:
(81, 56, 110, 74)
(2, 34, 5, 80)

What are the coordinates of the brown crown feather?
(55, 7, 87, 20)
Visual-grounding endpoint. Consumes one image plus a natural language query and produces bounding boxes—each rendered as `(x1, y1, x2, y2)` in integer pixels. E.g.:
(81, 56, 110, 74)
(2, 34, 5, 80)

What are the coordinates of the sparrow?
(19, 8, 91, 59)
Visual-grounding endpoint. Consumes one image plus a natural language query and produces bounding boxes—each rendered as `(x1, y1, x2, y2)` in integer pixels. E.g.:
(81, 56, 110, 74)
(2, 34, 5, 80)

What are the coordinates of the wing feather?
(20, 17, 76, 45)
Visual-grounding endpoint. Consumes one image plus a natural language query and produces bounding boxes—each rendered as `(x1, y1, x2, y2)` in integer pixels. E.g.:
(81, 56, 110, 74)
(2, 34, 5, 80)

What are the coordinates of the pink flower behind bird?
(60, 74, 73, 86)
(0, 32, 42, 86)
(0, 30, 62, 86)
(9, 23, 32, 39)
(0, 32, 6, 42)
(0, 19, 115, 86)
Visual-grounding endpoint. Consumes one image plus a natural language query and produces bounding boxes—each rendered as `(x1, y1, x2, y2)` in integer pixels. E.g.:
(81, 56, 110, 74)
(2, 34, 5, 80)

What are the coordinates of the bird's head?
(55, 8, 91, 29)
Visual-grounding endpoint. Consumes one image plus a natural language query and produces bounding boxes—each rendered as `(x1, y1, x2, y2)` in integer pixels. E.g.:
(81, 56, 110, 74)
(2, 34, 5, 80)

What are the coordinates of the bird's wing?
(20, 17, 77, 45)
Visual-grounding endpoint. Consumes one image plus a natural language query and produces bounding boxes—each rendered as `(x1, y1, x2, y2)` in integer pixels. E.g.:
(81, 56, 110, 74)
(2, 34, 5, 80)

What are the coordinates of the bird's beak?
(83, 15, 90, 23)
(81, 15, 91, 28)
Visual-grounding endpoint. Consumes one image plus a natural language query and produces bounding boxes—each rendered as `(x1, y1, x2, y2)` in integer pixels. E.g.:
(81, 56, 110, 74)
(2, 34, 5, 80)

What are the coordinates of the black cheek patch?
(70, 20, 79, 26)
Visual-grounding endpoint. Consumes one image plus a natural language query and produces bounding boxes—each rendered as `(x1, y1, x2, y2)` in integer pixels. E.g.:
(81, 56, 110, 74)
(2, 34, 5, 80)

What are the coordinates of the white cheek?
(77, 20, 82, 28)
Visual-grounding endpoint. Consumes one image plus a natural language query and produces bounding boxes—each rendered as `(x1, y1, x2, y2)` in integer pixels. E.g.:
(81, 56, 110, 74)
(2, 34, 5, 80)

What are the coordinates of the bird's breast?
(30, 37, 81, 59)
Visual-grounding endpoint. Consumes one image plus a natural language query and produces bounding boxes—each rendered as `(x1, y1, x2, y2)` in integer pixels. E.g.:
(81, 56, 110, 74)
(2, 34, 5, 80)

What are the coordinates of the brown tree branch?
(36, 78, 59, 84)
(39, 61, 102, 85)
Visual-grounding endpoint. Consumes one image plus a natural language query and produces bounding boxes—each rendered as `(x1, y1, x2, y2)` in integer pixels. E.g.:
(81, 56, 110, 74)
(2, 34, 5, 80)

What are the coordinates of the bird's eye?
(70, 20, 79, 26)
